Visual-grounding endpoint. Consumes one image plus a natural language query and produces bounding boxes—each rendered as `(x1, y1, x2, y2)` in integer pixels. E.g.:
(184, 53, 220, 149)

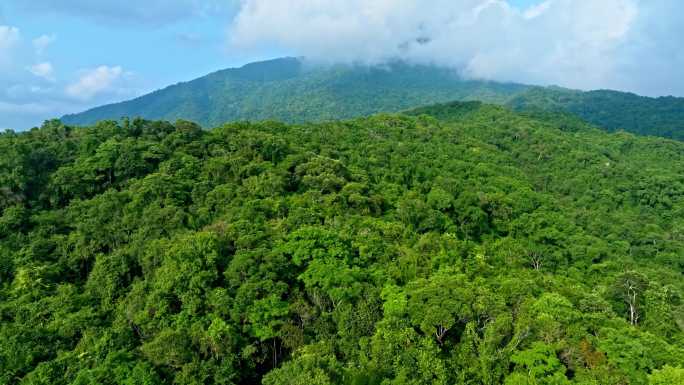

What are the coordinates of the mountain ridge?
(61, 57, 529, 126)
(61, 57, 684, 140)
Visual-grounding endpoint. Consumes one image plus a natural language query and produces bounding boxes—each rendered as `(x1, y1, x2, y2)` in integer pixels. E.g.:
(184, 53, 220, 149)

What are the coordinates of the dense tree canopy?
(1, 102, 683, 384)
(508, 87, 684, 141)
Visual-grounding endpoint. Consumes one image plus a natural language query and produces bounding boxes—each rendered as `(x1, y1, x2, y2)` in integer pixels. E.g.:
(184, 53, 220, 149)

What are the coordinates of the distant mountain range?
(508, 87, 684, 141)
(61, 57, 684, 140)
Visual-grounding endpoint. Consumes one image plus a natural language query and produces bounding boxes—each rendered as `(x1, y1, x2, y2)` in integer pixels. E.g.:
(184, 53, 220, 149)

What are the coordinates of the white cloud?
(228, 0, 684, 94)
(65, 65, 123, 100)
(2, 0, 683, 131)
(32, 34, 56, 55)
(522, 1, 551, 19)
(0, 25, 20, 50)
(28, 62, 55, 82)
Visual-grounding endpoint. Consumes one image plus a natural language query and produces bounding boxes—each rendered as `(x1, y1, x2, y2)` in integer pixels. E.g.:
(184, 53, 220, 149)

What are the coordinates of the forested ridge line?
(507, 87, 684, 141)
(60, 58, 684, 142)
(1, 102, 683, 384)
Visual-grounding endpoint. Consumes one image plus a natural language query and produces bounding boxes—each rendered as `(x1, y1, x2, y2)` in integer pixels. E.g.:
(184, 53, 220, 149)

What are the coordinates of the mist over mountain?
(228, 0, 684, 97)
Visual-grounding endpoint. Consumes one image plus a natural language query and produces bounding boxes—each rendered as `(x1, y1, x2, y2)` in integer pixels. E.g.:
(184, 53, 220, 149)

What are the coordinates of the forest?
(1, 102, 683, 384)
(61, 58, 527, 129)
(508, 87, 684, 141)
(60, 58, 684, 142)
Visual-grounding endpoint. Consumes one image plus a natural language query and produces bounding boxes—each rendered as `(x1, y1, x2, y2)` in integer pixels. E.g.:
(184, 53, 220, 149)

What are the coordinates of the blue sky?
(508, 0, 539, 8)
(1, 0, 682, 130)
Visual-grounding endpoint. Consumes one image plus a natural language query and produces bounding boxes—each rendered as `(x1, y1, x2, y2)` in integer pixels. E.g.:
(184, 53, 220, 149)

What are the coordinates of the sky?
(0, 0, 682, 131)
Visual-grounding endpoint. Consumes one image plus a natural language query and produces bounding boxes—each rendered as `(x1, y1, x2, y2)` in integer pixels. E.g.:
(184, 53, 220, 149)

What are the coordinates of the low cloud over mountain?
(230, 0, 684, 97)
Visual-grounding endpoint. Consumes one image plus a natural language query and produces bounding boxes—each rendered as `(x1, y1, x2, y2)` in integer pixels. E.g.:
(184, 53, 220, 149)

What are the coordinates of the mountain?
(508, 87, 684, 140)
(3, 103, 683, 384)
(62, 58, 684, 141)
(61, 57, 528, 127)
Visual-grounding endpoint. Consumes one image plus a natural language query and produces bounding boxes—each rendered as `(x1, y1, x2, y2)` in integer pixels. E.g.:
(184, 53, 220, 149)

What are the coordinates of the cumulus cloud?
(1, 63, 140, 130)
(229, 0, 682, 95)
(32, 34, 56, 55)
(0, 23, 143, 129)
(607, 0, 684, 96)
(28, 62, 55, 82)
(65, 65, 124, 100)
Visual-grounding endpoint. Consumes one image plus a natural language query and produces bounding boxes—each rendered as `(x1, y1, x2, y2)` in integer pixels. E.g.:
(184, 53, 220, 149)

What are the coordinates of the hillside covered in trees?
(60, 58, 684, 141)
(2, 102, 684, 384)
(508, 87, 684, 141)
(60, 58, 527, 128)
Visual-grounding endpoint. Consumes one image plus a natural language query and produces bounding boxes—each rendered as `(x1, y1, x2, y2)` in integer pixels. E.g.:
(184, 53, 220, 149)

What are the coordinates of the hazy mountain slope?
(61, 57, 684, 140)
(61, 58, 529, 127)
(507, 87, 684, 140)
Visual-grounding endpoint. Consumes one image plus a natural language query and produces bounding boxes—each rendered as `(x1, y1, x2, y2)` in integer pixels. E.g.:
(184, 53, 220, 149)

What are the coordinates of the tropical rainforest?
(1, 101, 683, 384)
(508, 87, 684, 141)
(60, 58, 528, 128)
(60, 58, 684, 141)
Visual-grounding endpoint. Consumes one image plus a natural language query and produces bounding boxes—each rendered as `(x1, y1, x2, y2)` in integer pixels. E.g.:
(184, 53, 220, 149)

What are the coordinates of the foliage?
(60, 58, 684, 142)
(1, 102, 683, 384)
(508, 87, 684, 140)
(60, 58, 528, 128)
